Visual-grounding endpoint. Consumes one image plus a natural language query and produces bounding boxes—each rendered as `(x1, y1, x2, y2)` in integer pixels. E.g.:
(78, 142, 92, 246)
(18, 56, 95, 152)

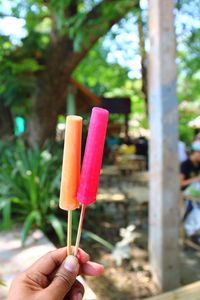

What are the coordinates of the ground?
(80, 171, 158, 299)
(78, 169, 200, 299)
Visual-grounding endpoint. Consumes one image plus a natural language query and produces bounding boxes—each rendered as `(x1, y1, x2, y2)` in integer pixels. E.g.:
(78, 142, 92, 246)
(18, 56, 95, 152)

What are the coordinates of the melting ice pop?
(74, 107, 109, 256)
(60, 115, 82, 254)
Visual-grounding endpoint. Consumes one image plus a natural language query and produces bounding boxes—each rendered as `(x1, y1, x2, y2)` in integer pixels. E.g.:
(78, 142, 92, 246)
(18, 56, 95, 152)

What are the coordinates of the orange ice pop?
(60, 116, 82, 211)
(59, 115, 82, 254)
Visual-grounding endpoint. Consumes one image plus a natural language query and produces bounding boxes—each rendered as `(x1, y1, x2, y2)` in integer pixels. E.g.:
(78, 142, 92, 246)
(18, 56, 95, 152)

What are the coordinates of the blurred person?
(178, 140, 187, 163)
(194, 129, 200, 142)
(180, 142, 200, 190)
(180, 142, 200, 242)
(8, 247, 104, 300)
(135, 136, 148, 170)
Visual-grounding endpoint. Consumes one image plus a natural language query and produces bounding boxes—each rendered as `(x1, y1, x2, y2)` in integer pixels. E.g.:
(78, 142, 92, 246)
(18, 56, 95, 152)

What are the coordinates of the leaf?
(21, 211, 41, 244)
(72, 209, 79, 234)
(0, 199, 9, 210)
(83, 229, 114, 251)
(0, 278, 6, 286)
(8, 58, 43, 75)
(73, 31, 83, 52)
(2, 201, 12, 229)
(47, 214, 65, 246)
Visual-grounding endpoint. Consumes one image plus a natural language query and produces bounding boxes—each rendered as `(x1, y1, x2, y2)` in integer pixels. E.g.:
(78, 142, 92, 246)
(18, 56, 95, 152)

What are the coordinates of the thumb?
(45, 255, 79, 299)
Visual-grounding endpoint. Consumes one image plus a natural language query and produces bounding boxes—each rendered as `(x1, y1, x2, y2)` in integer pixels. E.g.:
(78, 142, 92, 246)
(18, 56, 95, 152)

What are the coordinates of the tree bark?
(0, 100, 14, 138)
(27, 0, 139, 146)
(26, 37, 92, 146)
(138, 11, 148, 116)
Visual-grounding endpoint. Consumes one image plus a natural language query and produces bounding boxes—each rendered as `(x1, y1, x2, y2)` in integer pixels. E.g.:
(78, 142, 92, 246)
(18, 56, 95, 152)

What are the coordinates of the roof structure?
(68, 78, 101, 113)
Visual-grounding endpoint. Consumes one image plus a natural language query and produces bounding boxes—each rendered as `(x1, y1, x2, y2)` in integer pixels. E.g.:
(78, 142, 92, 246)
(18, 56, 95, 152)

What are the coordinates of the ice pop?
(59, 115, 82, 255)
(77, 107, 109, 205)
(60, 116, 82, 210)
(74, 107, 109, 256)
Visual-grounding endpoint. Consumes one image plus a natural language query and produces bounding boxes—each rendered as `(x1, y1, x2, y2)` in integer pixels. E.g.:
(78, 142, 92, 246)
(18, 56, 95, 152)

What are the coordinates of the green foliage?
(21, 210, 41, 244)
(47, 214, 65, 246)
(177, 28, 200, 105)
(0, 31, 48, 112)
(0, 140, 64, 244)
(0, 0, 199, 145)
(73, 42, 130, 96)
(179, 110, 198, 145)
(74, 40, 142, 98)
(176, 1, 200, 142)
(0, 0, 137, 124)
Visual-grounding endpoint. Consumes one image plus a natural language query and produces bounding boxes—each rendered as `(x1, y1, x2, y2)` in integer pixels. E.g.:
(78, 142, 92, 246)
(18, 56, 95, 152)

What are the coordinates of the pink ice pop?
(77, 107, 109, 205)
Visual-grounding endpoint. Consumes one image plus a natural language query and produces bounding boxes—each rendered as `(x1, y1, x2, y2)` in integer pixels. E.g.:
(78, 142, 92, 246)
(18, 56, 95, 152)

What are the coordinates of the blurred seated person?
(135, 136, 148, 156)
(180, 142, 200, 190)
(107, 135, 120, 147)
(180, 142, 200, 242)
(178, 140, 187, 163)
(194, 129, 200, 142)
(135, 136, 148, 170)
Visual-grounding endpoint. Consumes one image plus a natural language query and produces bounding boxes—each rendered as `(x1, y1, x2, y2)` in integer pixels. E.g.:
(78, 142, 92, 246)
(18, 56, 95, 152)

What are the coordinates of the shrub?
(0, 140, 65, 245)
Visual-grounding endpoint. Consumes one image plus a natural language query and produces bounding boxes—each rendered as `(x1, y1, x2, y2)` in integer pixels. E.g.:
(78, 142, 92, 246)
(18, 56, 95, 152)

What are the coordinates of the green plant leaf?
(47, 214, 65, 246)
(83, 229, 114, 251)
(2, 201, 12, 229)
(21, 211, 41, 245)
(0, 199, 9, 210)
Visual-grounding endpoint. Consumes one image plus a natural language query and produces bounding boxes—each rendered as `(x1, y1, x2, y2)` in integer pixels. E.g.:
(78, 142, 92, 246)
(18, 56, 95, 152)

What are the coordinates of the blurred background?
(0, 0, 200, 299)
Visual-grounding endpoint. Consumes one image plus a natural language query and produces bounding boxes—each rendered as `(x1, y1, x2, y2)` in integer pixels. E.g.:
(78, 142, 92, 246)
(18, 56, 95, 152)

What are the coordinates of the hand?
(8, 247, 104, 300)
(191, 176, 200, 183)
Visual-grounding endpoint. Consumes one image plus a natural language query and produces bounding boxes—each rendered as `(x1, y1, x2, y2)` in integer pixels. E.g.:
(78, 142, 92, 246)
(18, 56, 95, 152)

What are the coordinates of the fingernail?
(76, 293, 83, 300)
(72, 292, 83, 300)
(64, 255, 79, 273)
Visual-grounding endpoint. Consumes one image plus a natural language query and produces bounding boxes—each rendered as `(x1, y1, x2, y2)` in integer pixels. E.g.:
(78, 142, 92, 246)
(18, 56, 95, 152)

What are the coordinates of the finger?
(26, 247, 67, 275)
(68, 279, 84, 300)
(26, 247, 90, 276)
(80, 261, 104, 276)
(45, 255, 79, 299)
(77, 248, 90, 264)
(46, 248, 90, 283)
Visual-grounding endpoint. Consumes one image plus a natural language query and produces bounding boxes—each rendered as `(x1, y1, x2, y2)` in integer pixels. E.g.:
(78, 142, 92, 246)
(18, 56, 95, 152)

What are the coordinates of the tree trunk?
(0, 101, 14, 138)
(26, 69, 68, 146)
(138, 12, 148, 116)
(27, 38, 88, 146)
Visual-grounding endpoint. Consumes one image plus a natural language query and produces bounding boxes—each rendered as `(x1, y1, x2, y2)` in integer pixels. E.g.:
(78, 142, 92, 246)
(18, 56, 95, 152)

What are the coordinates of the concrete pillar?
(148, 0, 180, 291)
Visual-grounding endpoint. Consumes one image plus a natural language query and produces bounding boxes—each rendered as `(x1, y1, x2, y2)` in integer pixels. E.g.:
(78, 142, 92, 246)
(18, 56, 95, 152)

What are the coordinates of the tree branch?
(47, 0, 139, 78)
(63, 0, 139, 71)
(80, 0, 139, 50)
(0, 13, 20, 18)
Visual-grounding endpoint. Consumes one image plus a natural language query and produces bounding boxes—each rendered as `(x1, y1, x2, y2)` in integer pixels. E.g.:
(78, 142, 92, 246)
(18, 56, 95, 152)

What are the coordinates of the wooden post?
(124, 113, 129, 138)
(148, 0, 180, 291)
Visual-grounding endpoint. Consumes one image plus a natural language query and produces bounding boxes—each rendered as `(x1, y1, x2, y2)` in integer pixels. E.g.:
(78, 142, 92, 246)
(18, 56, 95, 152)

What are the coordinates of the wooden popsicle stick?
(74, 204, 86, 257)
(67, 210, 72, 255)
